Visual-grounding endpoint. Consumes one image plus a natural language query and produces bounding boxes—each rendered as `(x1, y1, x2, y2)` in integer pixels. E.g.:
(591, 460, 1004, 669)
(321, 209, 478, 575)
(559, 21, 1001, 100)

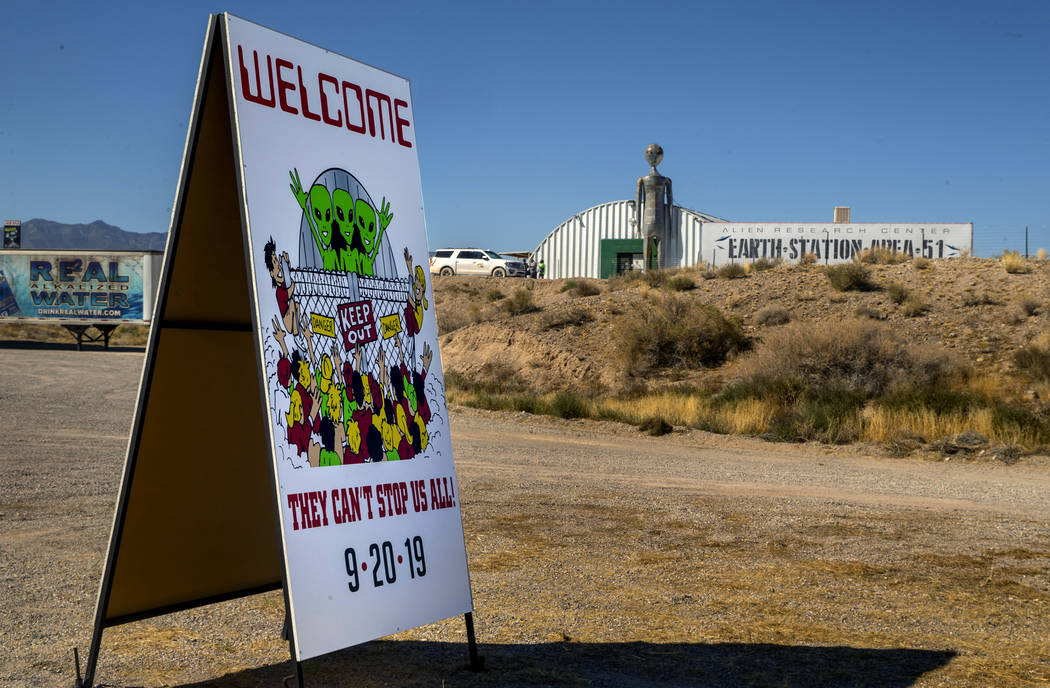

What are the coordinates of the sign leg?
(464, 612, 484, 672)
(282, 661, 304, 688)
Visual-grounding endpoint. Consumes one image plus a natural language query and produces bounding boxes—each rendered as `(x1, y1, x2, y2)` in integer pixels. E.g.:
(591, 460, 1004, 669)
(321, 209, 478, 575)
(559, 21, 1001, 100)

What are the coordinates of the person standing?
(538, 259, 546, 279)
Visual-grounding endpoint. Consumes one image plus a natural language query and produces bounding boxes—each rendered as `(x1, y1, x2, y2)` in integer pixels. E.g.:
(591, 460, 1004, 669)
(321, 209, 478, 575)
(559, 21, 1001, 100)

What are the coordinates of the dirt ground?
(1, 346, 1049, 687)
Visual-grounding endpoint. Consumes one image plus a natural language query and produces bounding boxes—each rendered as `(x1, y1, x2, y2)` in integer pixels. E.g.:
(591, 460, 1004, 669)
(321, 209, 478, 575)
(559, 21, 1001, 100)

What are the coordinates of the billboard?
(700, 222, 974, 266)
(3, 221, 20, 248)
(0, 250, 162, 323)
(226, 15, 472, 660)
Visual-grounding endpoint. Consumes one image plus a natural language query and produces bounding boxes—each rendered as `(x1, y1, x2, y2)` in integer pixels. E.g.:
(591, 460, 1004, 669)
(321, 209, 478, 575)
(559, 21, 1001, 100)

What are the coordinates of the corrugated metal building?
(531, 200, 725, 279)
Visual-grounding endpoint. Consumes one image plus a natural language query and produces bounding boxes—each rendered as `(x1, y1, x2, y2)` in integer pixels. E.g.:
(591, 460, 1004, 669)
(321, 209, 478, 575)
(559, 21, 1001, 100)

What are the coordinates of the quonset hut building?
(531, 200, 725, 280)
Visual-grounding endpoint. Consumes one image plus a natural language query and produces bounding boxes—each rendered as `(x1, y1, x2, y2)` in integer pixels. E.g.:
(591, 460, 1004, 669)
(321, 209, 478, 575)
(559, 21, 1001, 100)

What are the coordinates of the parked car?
(429, 248, 525, 277)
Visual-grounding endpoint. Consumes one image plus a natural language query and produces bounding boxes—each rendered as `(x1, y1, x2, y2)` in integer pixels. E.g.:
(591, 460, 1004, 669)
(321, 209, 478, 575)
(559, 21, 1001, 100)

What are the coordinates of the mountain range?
(9, 219, 167, 251)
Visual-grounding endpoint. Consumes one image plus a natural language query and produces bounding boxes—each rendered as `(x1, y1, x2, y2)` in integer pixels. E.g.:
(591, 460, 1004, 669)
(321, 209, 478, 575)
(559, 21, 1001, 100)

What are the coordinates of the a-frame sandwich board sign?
(78, 13, 475, 687)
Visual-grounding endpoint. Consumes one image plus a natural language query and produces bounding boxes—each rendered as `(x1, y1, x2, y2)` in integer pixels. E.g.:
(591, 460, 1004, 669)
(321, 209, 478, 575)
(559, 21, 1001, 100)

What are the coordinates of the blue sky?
(2, 0, 1047, 256)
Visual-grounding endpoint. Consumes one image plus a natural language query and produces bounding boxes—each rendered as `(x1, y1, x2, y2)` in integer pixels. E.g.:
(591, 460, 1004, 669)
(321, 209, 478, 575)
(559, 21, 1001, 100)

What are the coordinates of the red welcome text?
(237, 45, 413, 148)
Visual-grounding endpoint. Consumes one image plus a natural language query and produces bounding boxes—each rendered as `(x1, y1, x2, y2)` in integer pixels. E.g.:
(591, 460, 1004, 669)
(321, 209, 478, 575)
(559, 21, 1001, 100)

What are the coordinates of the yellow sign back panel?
(99, 22, 280, 625)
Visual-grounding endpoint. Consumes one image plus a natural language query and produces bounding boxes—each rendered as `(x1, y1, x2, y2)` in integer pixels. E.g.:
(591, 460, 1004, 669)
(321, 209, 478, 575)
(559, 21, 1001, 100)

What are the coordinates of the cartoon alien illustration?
(353, 197, 393, 275)
(332, 188, 362, 273)
(289, 169, 338, 270)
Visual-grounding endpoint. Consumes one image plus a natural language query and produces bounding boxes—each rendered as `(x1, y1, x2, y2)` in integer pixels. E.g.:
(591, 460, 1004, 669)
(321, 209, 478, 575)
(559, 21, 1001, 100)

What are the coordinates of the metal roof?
(531, 200, 726, 278)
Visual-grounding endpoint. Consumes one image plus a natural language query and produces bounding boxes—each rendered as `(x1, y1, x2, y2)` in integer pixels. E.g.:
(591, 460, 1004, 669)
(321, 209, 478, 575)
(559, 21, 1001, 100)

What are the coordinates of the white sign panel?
(700, 222, 973, 266)
(225, 15, 471, 660)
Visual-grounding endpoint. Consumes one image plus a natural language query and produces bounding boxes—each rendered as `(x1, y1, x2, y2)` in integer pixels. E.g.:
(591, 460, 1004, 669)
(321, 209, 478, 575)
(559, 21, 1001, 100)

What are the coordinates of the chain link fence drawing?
(288, 268, 414, 378)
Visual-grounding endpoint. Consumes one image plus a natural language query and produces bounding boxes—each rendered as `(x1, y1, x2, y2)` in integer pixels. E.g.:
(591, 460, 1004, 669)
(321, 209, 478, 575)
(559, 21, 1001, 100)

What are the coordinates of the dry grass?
(0, 322, 149, 346)
(451, 316, 1050, 447)
(718, 263, 747, 279)
(1001, 250, 1033, 274)
(856, 246, 911, 264)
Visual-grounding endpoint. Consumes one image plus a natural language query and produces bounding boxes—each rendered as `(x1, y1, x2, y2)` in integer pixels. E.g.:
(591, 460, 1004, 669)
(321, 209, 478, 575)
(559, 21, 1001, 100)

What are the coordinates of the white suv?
(429, 249, 525, 277)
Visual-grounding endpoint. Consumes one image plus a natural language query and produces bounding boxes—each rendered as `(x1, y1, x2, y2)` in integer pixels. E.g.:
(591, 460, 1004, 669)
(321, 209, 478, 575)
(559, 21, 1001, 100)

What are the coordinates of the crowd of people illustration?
(265, 234, 436, 467)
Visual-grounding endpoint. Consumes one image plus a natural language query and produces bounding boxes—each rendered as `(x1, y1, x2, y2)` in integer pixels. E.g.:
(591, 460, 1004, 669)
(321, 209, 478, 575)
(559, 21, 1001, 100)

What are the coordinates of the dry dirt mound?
(433, 258, 1050, 394)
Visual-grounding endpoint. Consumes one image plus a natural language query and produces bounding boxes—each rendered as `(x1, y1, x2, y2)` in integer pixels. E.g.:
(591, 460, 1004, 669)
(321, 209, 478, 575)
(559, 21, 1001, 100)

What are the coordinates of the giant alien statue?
(635, 143, 673, 272)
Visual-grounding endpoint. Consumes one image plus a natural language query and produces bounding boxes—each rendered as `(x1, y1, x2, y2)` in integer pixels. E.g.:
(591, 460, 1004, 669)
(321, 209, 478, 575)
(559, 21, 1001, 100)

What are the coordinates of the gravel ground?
(1, 346, 1048, 687)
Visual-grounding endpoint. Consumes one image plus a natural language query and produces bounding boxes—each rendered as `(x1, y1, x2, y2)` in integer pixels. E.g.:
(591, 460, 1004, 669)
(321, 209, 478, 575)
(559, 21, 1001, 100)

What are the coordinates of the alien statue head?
(644, 144, 663, 172)
(309, 184, 334, 247)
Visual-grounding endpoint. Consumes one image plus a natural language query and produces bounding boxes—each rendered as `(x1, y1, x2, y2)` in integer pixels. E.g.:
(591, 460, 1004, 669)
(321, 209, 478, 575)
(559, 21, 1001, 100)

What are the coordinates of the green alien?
(331, 188, 360, 273)
(352, 197, 393, 276)
(289, 169, 338, 270)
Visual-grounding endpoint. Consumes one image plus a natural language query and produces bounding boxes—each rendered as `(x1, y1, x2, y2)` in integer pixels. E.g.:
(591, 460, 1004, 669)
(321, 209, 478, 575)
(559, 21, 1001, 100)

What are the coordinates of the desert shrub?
(749, 257, 779, 272)
(665, 275, 695, 291)
(436, 309, 471, 334)
(559, 279, 579, 293)
(572, 280, 602, 297)
(503, 288, 538, 315)
(1018, 298, 1040, 317)
(638, 417, 673, 436)
(642, 270, 668, 287)
(1005, 309, 1028, 326)
(798, 252, 817, 266)
(856, 246, 910, 264)
(854, 306, 885, 320)
(1038, 248, 1047, 261)
(444, 362, 531, 396)
(613, 292, 748, 374)
(886, 283, 910, 305)
(728, 319, 959, 399)
(902, 298, 930, 317)
(550, 390, 587, 419)
(825, 262, 874, 291)
(486, 288, 505, 302)
(612, 270, 667, 288)
(701, 269, 718, 280)
(1014, 334, 1050, 381)
(913, 257, 931, 270)
(962, 291, 1000, 306)
(1002, 250, 1032, 274)
(718, 263, 747, 279)
(541, 308, 594, 330)
(755, 306, 791, 326)
(716, 320, 966, 444)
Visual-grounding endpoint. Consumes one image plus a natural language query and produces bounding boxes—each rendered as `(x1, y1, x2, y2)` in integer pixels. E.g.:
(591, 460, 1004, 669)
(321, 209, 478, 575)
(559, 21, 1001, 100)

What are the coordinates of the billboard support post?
(77, 14, 476, 688)
(63, 324, 119, 351)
